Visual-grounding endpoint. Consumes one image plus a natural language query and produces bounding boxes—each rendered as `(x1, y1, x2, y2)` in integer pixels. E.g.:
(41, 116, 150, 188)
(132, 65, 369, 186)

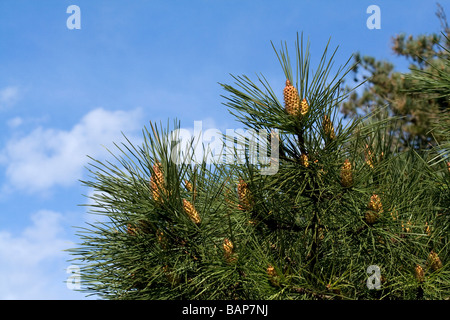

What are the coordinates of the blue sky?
(0, 0, 446, 299)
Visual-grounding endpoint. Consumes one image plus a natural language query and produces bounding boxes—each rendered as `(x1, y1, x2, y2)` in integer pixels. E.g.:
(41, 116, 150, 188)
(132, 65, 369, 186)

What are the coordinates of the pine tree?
(404, 32, 450, 162)
(69, 33, 449, 300)
(341, 3, 450, 150)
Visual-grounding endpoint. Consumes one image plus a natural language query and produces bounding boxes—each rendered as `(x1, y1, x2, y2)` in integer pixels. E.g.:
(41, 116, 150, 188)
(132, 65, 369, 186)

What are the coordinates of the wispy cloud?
(0, 86, 20, 109)
(0, 210, 79, 299)
(6, 116, 23, 128)
(0, 107, 143, 194)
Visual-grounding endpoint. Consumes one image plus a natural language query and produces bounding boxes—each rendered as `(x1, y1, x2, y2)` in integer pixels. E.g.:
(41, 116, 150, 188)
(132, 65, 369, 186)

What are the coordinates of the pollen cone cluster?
(340, 159, 353, 187)
(283, 79, 300, 116)
(223, 238, 237, 263)
(300, 98, 309, 116)
(368, 194, 383, 212)
(127, 223, 137, 236)
(415, 265, 425, 283)
(425, 222, 431, 236)
(183, 199, 201, 224)
(267, 265, 280, 287)
(237, 178, 253, 211)
(150, 161, 166, 203)
(300, 154, 309, 167)
(428, 251, 443, 271)
(323, 115, 335, 139)
(365, 194, 383, 224)
(185, 179, 197, 200)
(184, 180, 193, 192)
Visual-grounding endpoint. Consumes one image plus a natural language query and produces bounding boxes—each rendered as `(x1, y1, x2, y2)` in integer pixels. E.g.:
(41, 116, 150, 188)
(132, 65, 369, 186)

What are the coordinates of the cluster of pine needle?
(69, 34, 449, 300)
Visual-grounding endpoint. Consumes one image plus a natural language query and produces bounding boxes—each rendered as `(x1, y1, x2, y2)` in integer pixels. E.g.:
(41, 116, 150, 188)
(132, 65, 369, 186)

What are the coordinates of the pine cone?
(267, 265, 280, 287)
(284, 79, 300, 116)
(185, 180, 193, 192)
(340, 159, 353, 187)
(368, 194, 383, 213)
(365, 194, 383, 224)
(428, 251, 443, 271)
(237, 178, 253, 211)
(223, 238, 233, 254)
(415, 265, 425, 283)
(183, 199, 201, 224)
(323, 115, 335, 139)
(300, 154, 309, 167)
(127, 223, 137, 236)
(300, 98, 309, 116)
(223, 238, 237, 263)
(424, 222, 431, 236)
(185, 179, 197, 200)
(364, 211, 379, 224)
(150, 161, 166, 202)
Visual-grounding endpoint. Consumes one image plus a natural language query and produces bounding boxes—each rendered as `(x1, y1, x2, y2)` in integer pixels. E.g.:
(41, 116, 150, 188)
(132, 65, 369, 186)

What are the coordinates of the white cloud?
(0, 210, 66, 265)
(0, 210, 82, 299)
(7, 116, 23, 128)
(0, 86, 19, 109)
(1, 108, 143, 194)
